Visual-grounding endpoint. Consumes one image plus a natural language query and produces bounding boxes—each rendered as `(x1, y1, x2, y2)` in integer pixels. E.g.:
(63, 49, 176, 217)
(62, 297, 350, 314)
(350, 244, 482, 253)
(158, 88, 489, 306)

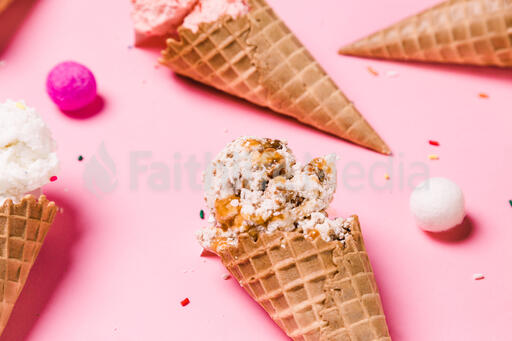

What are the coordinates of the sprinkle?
(429, 140, 440, 146)
(478, 93, 489, 99)
(180, 298, 190, 307)
(15, 102, 26, 110)
(222, 273, 231, 280)
(509, 200, 512, 207)
(50, 175, 58, 182)
(199, 209, 205, 219)
(385, 70, 399, 78)
(367, 66, 379, 76)
(78, 155, 84, 161)
(473, 274, 485, 280)
(384, 174, 390, 180)
(428, 154, 439, 160)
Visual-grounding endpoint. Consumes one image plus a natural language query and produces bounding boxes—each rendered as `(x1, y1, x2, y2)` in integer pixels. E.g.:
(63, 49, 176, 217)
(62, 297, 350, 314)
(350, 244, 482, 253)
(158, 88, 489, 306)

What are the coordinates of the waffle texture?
(0, 195, 57, 335)
(219, 216, 391, 341)
(340, 0, 512, 67)
(0, 0, 13, 14)
(161, 0, 391, 155)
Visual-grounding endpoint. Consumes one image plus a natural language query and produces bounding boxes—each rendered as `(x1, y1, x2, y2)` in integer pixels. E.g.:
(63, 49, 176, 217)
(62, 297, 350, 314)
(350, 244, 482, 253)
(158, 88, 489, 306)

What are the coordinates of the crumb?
(367, 66, 379, 76)
(222, 273, 231, 280)
(384, 174, 390, 180)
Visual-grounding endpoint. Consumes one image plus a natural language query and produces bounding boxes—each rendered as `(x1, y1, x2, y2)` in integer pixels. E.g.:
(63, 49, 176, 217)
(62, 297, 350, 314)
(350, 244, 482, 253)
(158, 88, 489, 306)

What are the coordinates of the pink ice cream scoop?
(46, 61, 97, 112)
(131, 0, 198, 44)
(131, 0, 248, 43)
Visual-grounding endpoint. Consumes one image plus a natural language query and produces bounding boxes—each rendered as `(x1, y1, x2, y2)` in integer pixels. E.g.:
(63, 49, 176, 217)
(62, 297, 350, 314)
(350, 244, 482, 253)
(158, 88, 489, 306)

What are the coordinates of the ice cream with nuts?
(198, 137, 353, 252)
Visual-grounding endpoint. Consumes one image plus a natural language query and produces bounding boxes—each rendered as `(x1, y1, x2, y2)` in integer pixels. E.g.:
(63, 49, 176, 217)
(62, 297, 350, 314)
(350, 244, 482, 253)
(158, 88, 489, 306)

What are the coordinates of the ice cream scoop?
(0, 100, 59, 204)
(410, 177, 466, 232)
(198, 137, 351, 251)
(131, 0, 248, 43)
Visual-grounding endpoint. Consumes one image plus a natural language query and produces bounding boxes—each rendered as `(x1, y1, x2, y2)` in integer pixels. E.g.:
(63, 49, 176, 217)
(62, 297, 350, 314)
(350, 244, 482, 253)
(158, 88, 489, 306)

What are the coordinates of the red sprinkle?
(429, 140, 440, 146)
(50, 176, 58, 182)
(180, 298, 190, 307)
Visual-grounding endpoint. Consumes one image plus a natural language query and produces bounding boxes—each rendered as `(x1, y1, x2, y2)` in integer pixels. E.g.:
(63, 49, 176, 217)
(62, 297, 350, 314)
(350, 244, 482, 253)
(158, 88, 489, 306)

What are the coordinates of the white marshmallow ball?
(409, 177, 465, 232)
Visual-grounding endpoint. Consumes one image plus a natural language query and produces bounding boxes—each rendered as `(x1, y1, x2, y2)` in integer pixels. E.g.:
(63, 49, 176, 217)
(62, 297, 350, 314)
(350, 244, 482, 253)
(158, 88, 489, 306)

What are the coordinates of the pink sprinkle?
(50, 176, 58, 182)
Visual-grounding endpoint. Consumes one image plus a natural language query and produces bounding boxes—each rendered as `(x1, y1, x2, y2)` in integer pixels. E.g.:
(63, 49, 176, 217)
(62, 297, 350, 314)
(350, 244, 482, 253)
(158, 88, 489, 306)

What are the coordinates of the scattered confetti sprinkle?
(429, 140, 440, 146)
(385, 70, 399, 78)
(478, 93, 489, 99)
(78, 155, 84, 161)
(180, 298, 190, 307)
(367, 66, 379, 76)
(473, 274, 485, 280)
(50, 175, 58, 182)
(199, 209, 205, 219)
(222, 274, 231, 280)
(16, 102, 26, 110)
(509, 200, 512, 207)
(428, 154, 439, 160)
(384, 174, 390, 180)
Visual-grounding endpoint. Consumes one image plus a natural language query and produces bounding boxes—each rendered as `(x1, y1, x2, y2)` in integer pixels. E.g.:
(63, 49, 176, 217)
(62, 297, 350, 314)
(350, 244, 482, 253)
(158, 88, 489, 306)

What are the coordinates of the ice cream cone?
(0, 0, 13, 14)
(219, 216, 391, 341)
(160, 0, 391, 155)
(339, 0, 512, 68)
(0, 195, 57, 335)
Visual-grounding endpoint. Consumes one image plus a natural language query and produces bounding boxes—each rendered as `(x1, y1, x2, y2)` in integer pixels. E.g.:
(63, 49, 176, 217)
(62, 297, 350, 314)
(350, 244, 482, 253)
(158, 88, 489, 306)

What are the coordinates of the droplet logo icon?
(83, 142, 118, 197)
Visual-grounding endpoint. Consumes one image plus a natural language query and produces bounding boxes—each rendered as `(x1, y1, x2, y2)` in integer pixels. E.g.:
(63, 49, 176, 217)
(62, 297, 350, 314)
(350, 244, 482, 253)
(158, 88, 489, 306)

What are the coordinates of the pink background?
(1, 0, 511, 340)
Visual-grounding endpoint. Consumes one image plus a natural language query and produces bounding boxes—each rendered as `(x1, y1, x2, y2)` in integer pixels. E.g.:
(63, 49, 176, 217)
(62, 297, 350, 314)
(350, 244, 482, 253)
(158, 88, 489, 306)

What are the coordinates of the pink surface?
(0, 0, 511, 340)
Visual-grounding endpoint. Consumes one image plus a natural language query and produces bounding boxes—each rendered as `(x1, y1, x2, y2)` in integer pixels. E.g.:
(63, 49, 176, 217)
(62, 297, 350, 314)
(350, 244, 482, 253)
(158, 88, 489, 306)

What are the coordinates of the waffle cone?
(160, 0, 391, 155)
(0, 195, 57, 335)
(219, 216, 391, 340)
(0, 0, 14, 14)
(339, 0, 512, 67)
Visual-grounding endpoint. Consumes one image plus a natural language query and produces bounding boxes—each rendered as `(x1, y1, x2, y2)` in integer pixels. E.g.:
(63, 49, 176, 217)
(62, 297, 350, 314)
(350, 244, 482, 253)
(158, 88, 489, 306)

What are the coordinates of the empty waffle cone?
(0, 0, 14, 14)
(0, 195, 57, 335)
(339, 0, 512, 67)
(219, 216, 391, 341)
(161, 0, 391, 155)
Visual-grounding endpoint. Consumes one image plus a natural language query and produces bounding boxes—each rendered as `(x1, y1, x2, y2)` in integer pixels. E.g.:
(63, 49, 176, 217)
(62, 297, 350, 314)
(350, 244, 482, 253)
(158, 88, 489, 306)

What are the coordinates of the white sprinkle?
(385, 70, 399, 78)
(473, 273, 485, 280)
(230, 199, 239, 207)
(222, 273, 231, 280)
(207, 215, 216, 223)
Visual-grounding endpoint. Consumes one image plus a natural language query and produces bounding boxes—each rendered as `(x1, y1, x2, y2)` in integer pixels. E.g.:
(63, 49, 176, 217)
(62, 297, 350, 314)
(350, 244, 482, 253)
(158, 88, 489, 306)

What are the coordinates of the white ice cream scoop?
(0, 100, 59, 204)
(409, 177, 465, 232)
